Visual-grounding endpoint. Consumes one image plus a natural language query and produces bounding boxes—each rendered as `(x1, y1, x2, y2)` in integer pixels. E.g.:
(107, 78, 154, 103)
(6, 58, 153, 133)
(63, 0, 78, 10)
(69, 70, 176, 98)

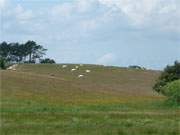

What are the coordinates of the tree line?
(0, 40, 47, 63)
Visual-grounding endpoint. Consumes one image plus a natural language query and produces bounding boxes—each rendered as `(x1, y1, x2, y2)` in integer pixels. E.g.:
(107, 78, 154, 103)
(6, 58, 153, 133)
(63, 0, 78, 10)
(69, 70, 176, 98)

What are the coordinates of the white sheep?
(71, 68, 76, 71)
(7, 64, 18, 70)
(62, 65, 67, 68)
(75, 66, 79, 69)
(78, 75, 84, 78)
(86, 70, 91, 73)
(7, 67, 12, 70)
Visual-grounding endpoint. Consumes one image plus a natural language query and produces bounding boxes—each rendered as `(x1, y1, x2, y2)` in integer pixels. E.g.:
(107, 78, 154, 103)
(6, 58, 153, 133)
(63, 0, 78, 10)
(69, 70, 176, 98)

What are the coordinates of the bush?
(129, 65, 146, 70)
(40, 58, 56, 64)
(0, 58, 6, 69)
(160, 80, 180, 104)
(153, 61, 180, 92)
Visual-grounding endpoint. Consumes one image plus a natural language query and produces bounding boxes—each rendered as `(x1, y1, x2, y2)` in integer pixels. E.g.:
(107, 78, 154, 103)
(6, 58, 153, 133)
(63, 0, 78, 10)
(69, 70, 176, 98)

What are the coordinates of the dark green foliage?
(153, 61, 180, 92)
(0, 41, 47, 63)
(40, 58, 56, 64)
(160, 80, 180, 104)
(129, 65, 146, 70)
(0, 42, 10, 59)
(0, 58, 6, 69)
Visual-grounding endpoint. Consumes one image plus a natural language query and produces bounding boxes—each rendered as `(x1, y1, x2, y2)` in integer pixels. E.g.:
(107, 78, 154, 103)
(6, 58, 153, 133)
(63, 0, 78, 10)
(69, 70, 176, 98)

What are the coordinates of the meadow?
(0, 64, 179, 135)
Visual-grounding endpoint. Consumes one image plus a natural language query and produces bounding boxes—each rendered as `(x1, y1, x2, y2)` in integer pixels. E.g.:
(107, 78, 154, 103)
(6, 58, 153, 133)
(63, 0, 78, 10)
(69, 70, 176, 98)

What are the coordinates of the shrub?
(153, 61, 180, 92)
(40, 58, 56, 64)
(0, 58, 6, 69)
(129, 65, 146, 70)
(160, 80, 180, 104)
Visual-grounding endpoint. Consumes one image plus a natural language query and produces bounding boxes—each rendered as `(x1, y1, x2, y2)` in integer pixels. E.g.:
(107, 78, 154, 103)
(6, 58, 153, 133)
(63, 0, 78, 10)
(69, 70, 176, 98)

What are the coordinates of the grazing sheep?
(78, 75, 84, 78)
(7, 67, 13, 70)
(75, 66, 79, 69)
(7, 64, 18, 70)
(62, 65, 67, 68)
(86, 70, 91, 73)
(71, 68, 76, 71)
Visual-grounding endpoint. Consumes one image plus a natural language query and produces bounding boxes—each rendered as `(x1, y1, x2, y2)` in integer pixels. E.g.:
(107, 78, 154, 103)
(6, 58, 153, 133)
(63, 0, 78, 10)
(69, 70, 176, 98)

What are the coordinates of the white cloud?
(76, 0, 99, 13)
(51, 3, 73, 18)
(98, 0, 180, 31)
(76, 0, 92, 13)
(96, 53, 117, 65)
(50, 0, 99, 19)
(14, 4, 33, 23)
(99, 0, 158, 24)
(159, 3, 176, 14)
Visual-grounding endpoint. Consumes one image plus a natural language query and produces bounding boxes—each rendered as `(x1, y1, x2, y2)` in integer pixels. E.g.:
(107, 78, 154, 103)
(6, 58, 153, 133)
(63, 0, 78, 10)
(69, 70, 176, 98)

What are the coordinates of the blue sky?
(0, 0, 180, 69)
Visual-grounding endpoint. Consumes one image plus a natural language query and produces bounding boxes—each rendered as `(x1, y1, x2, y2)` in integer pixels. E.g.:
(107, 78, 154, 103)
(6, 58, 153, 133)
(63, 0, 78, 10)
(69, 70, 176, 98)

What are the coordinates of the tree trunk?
(29, 53, 32, 62)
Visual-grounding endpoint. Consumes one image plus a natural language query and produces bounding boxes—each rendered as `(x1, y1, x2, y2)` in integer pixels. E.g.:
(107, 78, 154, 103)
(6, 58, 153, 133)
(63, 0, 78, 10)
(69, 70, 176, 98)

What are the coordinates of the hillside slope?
(1, 64, 162, 106)
(1, 64, 180, 135)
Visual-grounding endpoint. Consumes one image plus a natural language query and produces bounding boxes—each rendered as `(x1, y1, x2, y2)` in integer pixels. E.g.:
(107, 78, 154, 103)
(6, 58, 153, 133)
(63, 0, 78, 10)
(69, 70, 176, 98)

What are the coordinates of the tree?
(24, 41, 47, 63)
(24, 41, 36, 62)
(0, 42, 11, 60)
(32, 45, 47, 62)
(9, 43, 24, 62)
(40, 58, 56, 64)
(160, 80, 180, 104)
(153, 61, 180, 92)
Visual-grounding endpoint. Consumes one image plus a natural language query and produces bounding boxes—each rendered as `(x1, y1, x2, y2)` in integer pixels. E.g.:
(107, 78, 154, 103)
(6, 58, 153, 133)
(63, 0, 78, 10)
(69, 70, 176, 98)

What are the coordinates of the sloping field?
(0, 64, 179, 135)
(2, 64, 162, 105)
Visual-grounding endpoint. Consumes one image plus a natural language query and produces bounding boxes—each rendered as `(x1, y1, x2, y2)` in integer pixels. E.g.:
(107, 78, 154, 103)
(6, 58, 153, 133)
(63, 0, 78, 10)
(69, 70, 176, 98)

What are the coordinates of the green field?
(0, 64, 179, 135)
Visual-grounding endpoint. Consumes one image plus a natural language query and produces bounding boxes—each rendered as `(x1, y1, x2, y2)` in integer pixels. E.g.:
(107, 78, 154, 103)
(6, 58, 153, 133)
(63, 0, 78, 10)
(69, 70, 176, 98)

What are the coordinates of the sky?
(0, 0, 180, 69)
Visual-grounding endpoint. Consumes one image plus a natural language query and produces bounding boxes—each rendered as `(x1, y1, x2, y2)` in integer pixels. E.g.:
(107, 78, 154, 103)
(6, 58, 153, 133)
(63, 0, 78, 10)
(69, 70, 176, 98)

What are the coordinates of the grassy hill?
(0, 64, 179, 135)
